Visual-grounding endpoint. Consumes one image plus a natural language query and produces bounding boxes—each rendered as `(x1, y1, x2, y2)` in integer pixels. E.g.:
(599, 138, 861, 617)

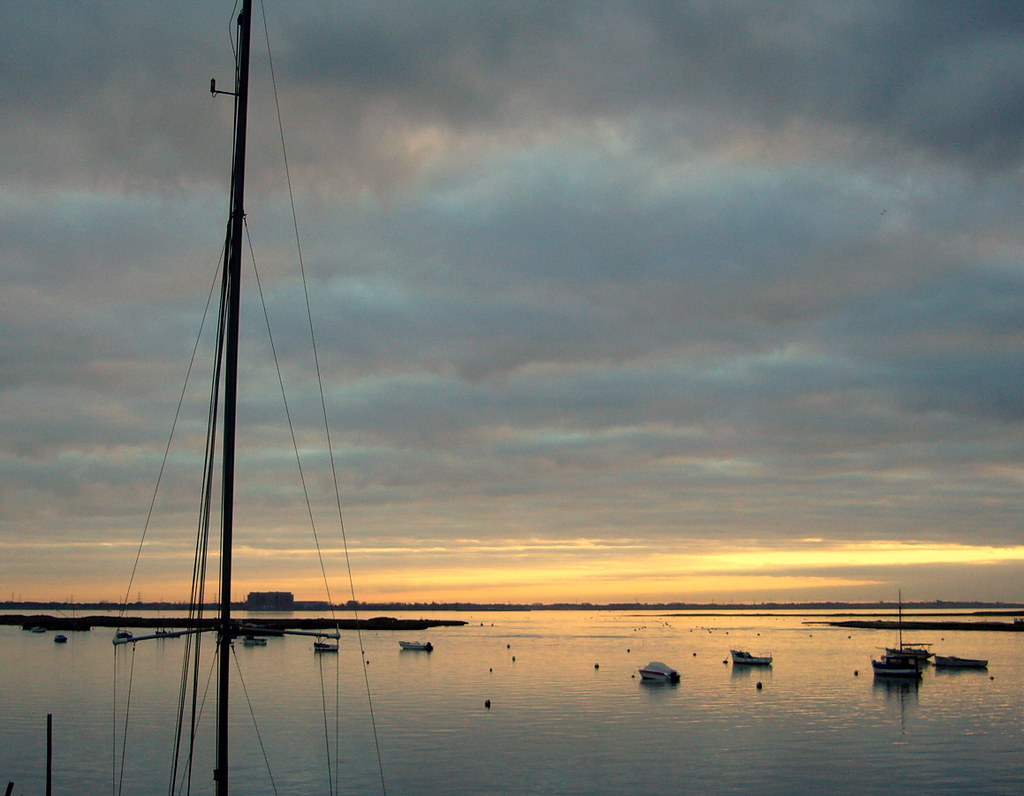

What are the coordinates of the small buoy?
(485, 699, 491, 709)
(756, 681, 763, 690)
(512, 655, 516, 662)
(506, 644, 511, 649)
(693, 652, 697, 657)
(627, 648, 630, 653)
(854, 670, 859, 676)
(594, 663, 599, 669)
(722, 659, 727, 665)
(990, 676, 995, 680)
(489, 667, 493, 672)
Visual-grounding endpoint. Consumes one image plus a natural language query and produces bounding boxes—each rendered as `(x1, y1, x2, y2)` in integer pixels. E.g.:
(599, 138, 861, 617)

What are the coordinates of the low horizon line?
(4, 598, 1024, 611)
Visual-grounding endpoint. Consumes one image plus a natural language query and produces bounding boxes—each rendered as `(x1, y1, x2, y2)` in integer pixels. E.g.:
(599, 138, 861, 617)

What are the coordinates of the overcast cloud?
(2, 1, 1024, 603)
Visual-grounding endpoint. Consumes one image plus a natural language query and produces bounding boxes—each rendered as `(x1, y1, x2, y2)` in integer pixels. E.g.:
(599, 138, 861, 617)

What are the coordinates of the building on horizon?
(245, 591, 294, 611)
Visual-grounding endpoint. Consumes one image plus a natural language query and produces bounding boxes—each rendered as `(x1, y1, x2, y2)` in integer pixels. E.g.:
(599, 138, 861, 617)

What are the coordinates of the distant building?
(245, 591, 294, 611)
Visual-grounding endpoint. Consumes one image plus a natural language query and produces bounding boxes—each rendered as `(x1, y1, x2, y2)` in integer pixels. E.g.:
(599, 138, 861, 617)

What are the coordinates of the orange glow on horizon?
(9, 538, 1024, 604)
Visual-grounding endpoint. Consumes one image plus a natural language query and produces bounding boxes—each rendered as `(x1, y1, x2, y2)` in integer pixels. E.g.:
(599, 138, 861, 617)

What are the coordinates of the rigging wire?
(256, 4, 387, 791)
(113, 249, 226, 796)
(113, 641, 137, 796)
(231, 645, 280, 796)
(173, 649, 218, 796)
(116, 246, 226, 624)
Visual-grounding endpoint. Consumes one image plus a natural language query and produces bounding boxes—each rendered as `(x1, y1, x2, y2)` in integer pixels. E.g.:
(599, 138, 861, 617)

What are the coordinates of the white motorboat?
(730, 649, 772, 665)
(399, 640, 433, 651)
(242, 635, 267, 647)
(638, 661, 680, 683)
(54, 634, 68, 643)
(313, 637, 338, 653)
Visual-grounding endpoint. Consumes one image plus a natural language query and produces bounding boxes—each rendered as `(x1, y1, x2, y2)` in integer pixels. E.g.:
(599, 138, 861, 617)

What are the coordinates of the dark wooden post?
(46, 713, 52, 796)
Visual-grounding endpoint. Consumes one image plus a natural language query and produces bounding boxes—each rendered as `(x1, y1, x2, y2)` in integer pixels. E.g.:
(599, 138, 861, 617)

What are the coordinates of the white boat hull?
(730, 650, 772, 665)
(639, 661, 680, 683)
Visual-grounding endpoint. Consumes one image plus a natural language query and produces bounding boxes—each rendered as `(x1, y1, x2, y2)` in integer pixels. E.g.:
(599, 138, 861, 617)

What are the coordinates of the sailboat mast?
(897, 589, 903, 650)
(216, 1, 251, 793)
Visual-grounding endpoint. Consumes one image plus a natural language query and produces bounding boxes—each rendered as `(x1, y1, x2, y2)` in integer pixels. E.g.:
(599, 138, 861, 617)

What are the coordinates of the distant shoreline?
(0, 614, 467, 632)
(3, 599, 1023, 613)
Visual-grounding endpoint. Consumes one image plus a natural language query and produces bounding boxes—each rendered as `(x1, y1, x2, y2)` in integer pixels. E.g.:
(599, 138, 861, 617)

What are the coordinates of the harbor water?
(2, 609, 1022, 794)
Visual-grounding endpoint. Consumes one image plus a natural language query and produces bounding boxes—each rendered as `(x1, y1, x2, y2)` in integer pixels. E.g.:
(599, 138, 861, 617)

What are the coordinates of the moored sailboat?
(872, 591, 922, 679)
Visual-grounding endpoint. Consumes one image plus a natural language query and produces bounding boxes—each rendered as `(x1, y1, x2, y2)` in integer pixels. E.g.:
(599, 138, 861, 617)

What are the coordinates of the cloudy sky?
(3, 1, 1024, 604)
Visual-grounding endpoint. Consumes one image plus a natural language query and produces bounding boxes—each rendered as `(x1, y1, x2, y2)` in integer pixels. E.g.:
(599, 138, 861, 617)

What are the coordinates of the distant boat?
(872, 591, 923, 678)
(30, 626, 46, 633)
(399, 640, 433, 651)
(638, 661, 680, 683)
(242, 635, 267, 647)
(54, 634, 68, 643)
(730, 649, 772, 665)
(114, 630, 133, 641)
(313, 637, 338, 653)
(885, 644, 932, 660)
(933, 655, 988, 669)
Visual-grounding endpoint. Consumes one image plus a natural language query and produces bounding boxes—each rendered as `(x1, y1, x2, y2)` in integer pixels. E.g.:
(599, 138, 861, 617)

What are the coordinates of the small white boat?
(638, 661, 680, 683)
(114, 630, 133, 641)
(242, 635, 267, 647)
(399, 640, 433, 651)
(54, 634, 68, 643)
(934, 655, 988, 669)
(313, 637, 338, 653)
(30, 626, 46, 633)
(731, 649, 772, 665)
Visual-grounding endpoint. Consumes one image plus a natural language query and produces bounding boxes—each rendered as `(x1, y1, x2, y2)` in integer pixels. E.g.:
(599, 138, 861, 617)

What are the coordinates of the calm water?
(2, 610, 1022, 794)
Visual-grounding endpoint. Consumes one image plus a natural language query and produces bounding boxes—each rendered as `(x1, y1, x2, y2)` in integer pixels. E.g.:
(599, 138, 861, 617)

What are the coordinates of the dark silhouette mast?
(216, 1, 251, 792)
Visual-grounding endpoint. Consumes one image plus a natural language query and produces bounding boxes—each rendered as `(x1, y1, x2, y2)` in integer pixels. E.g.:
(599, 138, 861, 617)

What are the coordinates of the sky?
(3, 1, 1024, 605)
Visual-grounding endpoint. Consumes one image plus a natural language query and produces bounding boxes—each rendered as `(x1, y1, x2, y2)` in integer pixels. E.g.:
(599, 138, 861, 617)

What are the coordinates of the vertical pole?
(46, 713, 52, 796)
(216, 2, 251, 794)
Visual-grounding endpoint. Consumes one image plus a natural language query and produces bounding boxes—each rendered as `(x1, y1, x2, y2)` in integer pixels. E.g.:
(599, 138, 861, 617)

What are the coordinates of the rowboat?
(399, 640, 433, 651)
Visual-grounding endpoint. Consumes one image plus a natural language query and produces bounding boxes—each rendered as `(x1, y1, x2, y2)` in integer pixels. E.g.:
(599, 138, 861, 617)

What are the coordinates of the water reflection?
(933, 666, 989, 678)
(730, 663, 772, 682)
(872, 677, 920, 699)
